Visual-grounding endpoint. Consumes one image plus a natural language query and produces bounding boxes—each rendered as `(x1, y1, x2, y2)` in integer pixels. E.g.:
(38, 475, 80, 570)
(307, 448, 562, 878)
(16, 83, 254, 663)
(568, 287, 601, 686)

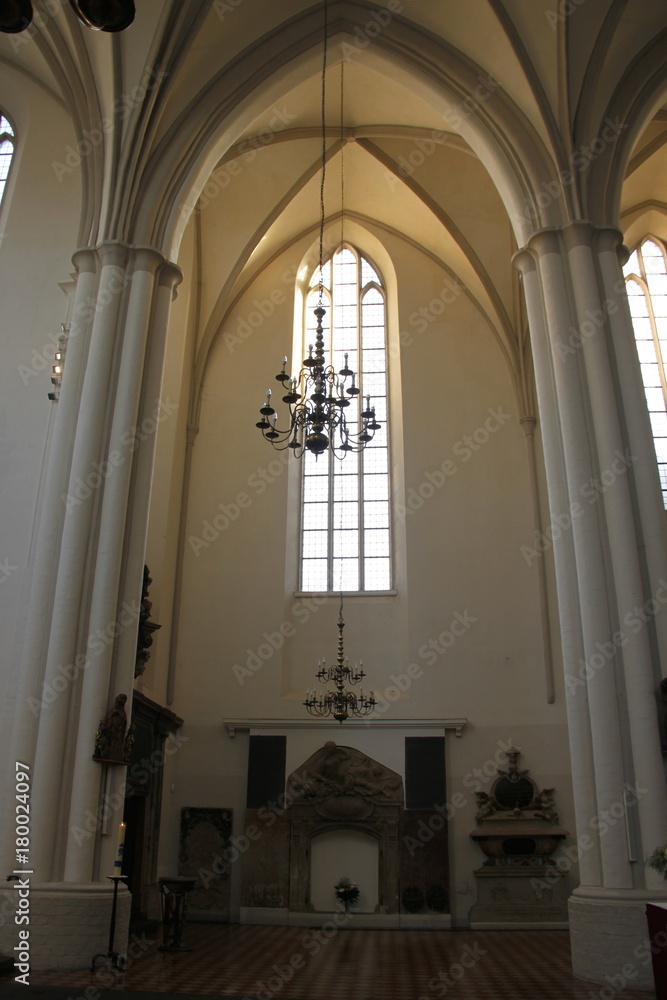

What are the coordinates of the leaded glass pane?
(302, 530, 329, 558)
(332, 558, 359, 591)
(301, 245, 391, 589)
(362, 448, 388, 474)
(361, 258, 380, 285)
(0, 114, 14, 206)
(624, 238, 667, 508)
(302, 560, 328, 591)
(364, 558, 391, 590)
(334, 529, 358, 558)
(364, 474, 389, 500)
(303, 502, 328, 530)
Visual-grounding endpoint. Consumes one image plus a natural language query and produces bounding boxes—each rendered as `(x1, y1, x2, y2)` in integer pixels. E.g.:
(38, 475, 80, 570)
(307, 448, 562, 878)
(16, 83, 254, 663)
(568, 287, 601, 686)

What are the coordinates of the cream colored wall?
(146, 212, 573, 925)
(0, 79, 81, 710)
(139, 219, 196, 709)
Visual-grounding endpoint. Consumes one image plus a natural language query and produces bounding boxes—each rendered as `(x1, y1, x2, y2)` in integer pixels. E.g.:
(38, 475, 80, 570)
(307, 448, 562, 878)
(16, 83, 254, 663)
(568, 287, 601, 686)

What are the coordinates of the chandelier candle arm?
(255, 302, 379, 458)
(303, 599, 376, 723)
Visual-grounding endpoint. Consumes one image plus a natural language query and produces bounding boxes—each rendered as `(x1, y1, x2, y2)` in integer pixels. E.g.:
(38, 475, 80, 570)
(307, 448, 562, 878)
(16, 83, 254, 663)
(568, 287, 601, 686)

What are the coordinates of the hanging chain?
(340, 59, 345, 246)
(318, 0, 328, 303)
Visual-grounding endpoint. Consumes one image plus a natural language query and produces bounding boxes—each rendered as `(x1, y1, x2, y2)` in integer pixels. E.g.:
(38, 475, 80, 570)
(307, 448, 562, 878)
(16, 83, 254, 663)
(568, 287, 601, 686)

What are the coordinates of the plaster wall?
(150, 224, 574, 927)
(0, 80, 80, 708)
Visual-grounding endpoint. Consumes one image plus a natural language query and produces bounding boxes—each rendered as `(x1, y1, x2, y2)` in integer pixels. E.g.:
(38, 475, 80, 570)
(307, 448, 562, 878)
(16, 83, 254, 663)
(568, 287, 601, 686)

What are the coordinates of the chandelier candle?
(256, 304, 380, 458)
(303, 598, 376, 722)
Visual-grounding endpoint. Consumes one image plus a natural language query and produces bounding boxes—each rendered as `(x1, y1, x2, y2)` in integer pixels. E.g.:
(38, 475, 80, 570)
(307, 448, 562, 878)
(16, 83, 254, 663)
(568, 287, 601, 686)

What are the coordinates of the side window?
(623, 237, 667, 506)
(300, 245, 391, 592)
(0, 113, 15, 209)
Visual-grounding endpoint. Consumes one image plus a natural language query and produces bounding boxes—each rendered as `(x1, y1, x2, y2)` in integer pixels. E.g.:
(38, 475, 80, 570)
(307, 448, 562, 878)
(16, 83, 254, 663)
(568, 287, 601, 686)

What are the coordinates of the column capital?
(70, 240, 182, 289)
(516, 221, 625, 264)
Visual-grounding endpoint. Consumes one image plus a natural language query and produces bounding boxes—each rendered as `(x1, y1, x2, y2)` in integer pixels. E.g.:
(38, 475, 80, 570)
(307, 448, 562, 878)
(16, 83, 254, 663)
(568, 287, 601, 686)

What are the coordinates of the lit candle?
(113, 821, 126, 874)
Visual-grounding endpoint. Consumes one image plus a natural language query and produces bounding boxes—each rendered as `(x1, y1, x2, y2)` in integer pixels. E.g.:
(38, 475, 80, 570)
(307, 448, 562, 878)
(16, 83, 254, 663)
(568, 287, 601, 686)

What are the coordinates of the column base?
(0, 882, 131, 972)
(569, 885, 667, 992)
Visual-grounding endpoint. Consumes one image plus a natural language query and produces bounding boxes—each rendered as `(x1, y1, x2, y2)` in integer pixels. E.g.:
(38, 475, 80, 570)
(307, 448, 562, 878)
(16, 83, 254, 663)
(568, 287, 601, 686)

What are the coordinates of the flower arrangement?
(646, 846, 667, 878)
(334, 877, 360, 910)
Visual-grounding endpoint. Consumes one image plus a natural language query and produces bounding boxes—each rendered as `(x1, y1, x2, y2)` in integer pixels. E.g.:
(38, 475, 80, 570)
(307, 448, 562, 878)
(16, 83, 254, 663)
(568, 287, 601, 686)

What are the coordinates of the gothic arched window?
(0, 113, 15, 208)
(300, 246, 391, 592)
(623, 237, 667, 506)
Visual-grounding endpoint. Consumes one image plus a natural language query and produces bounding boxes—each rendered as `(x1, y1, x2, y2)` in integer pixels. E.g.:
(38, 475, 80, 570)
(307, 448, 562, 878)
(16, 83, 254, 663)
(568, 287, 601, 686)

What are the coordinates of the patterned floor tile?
(22, 924, 655, 999)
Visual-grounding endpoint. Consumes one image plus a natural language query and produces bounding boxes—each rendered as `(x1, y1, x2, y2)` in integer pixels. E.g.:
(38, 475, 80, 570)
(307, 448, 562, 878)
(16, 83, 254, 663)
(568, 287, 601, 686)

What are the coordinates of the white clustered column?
(0, 242, 181, 971)
(515, 222, 667, 989)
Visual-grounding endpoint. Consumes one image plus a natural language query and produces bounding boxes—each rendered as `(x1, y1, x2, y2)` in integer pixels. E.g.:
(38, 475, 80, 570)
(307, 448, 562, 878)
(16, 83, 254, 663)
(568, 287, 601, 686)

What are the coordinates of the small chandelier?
(304, 599, 376, 723)
(255, 0, 380, 460)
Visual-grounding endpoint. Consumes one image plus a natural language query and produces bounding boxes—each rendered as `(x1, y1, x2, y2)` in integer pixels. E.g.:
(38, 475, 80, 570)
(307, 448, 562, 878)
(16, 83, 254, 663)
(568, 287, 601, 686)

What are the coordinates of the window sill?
(294, 590, 397, 599)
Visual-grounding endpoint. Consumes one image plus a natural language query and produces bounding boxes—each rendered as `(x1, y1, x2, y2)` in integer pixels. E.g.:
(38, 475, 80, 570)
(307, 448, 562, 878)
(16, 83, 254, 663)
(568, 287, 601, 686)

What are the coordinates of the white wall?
(145, 218, 574, 926)
(0, 75, 81, 713)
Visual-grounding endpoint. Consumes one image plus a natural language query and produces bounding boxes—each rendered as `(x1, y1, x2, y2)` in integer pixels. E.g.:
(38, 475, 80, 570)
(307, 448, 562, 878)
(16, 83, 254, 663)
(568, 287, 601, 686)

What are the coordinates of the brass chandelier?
(255, 0, 380, 459)
(303, 598, 376, 723)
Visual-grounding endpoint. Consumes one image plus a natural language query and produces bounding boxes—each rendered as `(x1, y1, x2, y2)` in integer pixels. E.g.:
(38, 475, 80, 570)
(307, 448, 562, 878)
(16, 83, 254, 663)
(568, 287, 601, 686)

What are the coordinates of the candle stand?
(91, 875, 128, 972)
(158, 876, 196, 952)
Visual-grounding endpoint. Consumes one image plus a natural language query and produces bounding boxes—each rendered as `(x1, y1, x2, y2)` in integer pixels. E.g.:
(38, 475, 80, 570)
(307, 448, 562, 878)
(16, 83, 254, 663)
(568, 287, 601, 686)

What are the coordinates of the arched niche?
(286, 742, 403, 914)
(310, 829, 379, 913)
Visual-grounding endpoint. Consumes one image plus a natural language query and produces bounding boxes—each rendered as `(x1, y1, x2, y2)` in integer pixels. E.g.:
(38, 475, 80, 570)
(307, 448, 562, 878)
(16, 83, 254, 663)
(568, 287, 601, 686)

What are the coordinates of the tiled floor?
(23, 923, 656, 999)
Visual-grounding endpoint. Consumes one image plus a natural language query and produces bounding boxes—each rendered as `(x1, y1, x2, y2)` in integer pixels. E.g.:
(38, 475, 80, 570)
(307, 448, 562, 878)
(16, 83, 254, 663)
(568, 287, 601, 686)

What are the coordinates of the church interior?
(0, 0, 666, 995)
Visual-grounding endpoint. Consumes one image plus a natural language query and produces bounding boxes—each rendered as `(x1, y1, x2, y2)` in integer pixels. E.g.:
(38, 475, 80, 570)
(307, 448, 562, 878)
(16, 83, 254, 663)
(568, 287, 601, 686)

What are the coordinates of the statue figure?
(535, 787, 559, 824)
(475, 791, 496, 820)
(135, 565, 161, 678)
(93, 693, 132, 764)
(496, 746, 529, 783)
